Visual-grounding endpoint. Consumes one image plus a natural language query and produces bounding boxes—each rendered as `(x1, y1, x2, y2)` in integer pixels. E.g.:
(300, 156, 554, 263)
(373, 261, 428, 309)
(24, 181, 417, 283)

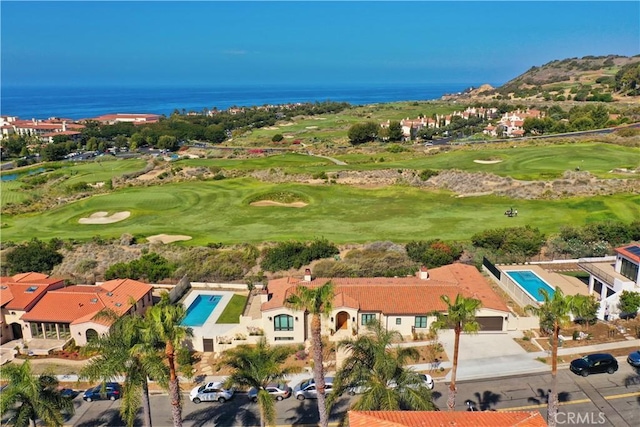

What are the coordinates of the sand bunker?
(474, 159, 503, 164)
(305, 126, 318, 129)
(79, 211, 131, 224)
(147, 234, 192, 244)
(250, 200, 308, 208)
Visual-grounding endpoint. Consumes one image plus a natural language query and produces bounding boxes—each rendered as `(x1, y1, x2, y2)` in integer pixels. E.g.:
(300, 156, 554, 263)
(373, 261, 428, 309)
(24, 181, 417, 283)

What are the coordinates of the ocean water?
(0, 83, 482, 120)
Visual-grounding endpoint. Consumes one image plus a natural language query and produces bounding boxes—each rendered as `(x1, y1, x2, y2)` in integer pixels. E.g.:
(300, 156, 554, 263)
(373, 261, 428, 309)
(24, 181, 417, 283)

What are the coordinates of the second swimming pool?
(504, 270, 555, 303)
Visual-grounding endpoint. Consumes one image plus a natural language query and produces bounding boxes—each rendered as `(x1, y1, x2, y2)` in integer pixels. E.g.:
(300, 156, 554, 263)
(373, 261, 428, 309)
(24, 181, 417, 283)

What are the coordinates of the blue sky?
(2, 1, 639, 87)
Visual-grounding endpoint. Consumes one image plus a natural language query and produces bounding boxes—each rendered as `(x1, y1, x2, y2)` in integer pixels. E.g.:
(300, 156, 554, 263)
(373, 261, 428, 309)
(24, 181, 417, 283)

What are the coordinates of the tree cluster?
(405, 239, 463, 268)
(471, 225, 546, 263)
(5, 238, 64, 274)
(547, 220, 640, 259)
(260, 239, 339, 272)
(104, 252, 175, 283)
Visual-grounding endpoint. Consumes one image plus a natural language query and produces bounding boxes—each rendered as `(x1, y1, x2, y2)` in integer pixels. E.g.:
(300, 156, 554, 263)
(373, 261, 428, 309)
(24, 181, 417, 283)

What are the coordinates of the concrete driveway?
(436, 330, 550, 381)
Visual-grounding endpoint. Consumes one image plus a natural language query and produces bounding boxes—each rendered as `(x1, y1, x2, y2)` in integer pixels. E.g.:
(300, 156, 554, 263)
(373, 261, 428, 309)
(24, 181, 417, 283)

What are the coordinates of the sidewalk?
(44, 336, 639, 389)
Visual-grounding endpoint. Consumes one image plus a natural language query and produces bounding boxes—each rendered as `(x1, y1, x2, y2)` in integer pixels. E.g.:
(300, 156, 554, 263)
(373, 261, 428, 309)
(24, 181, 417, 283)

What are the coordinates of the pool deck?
(498, 264, 589, 297)
(181, 290, 238, 343)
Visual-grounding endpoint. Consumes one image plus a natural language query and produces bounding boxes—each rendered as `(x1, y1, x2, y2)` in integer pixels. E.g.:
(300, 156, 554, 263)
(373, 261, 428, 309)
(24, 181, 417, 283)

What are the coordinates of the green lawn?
(1, 158, 147, 208)
(2, 177, 638, 245)
(179, 143, 639, 180)
(216, 294, 248, 324)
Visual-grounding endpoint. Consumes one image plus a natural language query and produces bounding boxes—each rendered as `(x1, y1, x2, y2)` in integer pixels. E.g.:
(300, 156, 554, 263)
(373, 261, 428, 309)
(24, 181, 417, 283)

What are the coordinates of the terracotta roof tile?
(263, 264, 508, 314)
(348, 410, 547, 427)
(0, 273, 65, 310)
(21, 279, 152, 325)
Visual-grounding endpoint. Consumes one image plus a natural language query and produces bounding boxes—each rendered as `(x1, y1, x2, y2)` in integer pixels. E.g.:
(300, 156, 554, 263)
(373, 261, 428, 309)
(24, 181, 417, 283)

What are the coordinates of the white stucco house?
(579, 243, 640, 319)
(256, 263, 511, 346)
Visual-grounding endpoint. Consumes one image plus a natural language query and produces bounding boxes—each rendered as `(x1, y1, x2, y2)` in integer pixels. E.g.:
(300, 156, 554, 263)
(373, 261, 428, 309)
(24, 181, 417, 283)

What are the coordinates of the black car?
(570, 353, 618, 377)
(82, 382, 121, 402)
(627, 349, 640, 368)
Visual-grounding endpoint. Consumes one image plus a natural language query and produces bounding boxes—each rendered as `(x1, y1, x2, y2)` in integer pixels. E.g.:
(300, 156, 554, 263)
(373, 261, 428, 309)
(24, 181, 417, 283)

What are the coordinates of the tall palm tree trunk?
(166, 342, 183, 427)
(548, 324, 560, 427)
(141, 380, 153, 427)
(311, 314, 329, 427)
(448, 325, 461, 411)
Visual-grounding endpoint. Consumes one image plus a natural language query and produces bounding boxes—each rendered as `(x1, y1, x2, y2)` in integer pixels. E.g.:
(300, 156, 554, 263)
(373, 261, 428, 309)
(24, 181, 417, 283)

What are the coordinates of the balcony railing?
(578, 262, 615, 286)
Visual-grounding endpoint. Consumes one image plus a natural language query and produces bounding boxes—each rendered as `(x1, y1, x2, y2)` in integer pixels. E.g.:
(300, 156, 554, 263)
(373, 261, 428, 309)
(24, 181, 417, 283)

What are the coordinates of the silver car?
(189, 382, 234, 404)
(247, 383, 292, 402)
(293, 378, 333, 400)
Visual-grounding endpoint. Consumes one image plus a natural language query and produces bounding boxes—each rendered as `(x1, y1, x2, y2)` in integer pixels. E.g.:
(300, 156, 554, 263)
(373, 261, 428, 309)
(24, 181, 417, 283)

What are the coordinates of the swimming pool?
(182, 294, 223, 327)
(504, 270, 555, 303)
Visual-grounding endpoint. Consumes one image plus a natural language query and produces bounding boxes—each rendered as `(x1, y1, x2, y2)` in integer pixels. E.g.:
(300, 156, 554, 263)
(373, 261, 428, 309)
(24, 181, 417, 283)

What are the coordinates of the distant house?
(348, 410, 547, 427)
(579, 243, 640, 319)
(86, 113, 161, 125)
(0, 117, 85, 143)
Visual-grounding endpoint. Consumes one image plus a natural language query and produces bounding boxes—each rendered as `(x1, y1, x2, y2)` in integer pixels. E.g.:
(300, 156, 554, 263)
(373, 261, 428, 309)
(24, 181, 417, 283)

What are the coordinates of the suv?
(570, 353, 618, 377)
(293, 378, 333, 400)
(82, 383, 121, 402)
(189, 382, 234, 404)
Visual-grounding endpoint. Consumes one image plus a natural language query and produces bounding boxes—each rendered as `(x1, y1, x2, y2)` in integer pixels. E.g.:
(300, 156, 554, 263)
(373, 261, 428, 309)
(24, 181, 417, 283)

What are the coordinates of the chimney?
(419, 266, 429, 280)
(304, 268, 312, 282)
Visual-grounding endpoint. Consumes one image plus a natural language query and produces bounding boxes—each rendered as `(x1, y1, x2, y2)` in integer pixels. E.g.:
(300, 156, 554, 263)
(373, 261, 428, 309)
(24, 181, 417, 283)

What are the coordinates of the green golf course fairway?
(2, 178, 638, 245)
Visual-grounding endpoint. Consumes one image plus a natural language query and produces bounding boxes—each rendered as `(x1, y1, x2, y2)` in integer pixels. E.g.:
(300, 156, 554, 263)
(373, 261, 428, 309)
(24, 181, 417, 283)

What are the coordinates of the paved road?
(63, 363, 639, 427)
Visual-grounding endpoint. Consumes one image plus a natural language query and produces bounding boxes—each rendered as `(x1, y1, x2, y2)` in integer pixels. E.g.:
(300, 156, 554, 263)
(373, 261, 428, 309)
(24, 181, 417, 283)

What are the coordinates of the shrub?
(271, 134, 284, 142)
(105, 252, 174, 282)
(260, 239, 339, 272)
(312, 171, 328, 180)
(419, 169, 439, 181)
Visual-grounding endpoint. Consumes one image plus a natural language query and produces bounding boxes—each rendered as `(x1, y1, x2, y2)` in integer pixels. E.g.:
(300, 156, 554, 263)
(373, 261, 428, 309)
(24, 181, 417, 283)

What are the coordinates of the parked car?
(627, 349, 640, 368)
(570, 353, 618, 377)
(189, 382, 234, 404)
(293, 378, 333, 400)
(60, 388, 78, 399)
(82, 383, 121, 401)
(247, 383, 292, 402)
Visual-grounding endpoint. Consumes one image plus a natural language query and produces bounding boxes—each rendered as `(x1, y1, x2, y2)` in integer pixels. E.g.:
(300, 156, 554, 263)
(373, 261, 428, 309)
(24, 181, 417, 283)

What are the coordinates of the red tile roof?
(0, 273, 65, 311)
(348, 411, 547, 427)
(21, 279, 152, 325)
(616, 243, 640, 263)
(263, 263, 508, 314)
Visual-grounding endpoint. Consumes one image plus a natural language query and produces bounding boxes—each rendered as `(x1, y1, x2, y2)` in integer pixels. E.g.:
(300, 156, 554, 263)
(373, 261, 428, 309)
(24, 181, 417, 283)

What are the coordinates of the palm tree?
(429, 293, 482, 411)
(285, 280, 334, 427)
(142, 292, 193, 427)
(0, 360, 74, 427)
(223, 338, 295, 427)
(80, 312, 169, 427)
(571, 293, 598, 332)
(330, 320, 436, 412)
(526, 288, 576, 427)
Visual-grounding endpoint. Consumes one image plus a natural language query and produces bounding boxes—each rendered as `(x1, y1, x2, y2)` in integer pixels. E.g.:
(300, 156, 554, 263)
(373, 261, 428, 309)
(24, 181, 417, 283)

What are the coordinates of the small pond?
(0, 167, 46, 182)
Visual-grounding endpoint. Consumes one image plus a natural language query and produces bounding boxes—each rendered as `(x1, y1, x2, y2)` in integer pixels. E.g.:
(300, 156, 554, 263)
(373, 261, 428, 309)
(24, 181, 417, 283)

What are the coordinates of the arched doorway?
(336, 311, 349, 330)
(10, 323, 23, 340)
(86, 329, 98, 343)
